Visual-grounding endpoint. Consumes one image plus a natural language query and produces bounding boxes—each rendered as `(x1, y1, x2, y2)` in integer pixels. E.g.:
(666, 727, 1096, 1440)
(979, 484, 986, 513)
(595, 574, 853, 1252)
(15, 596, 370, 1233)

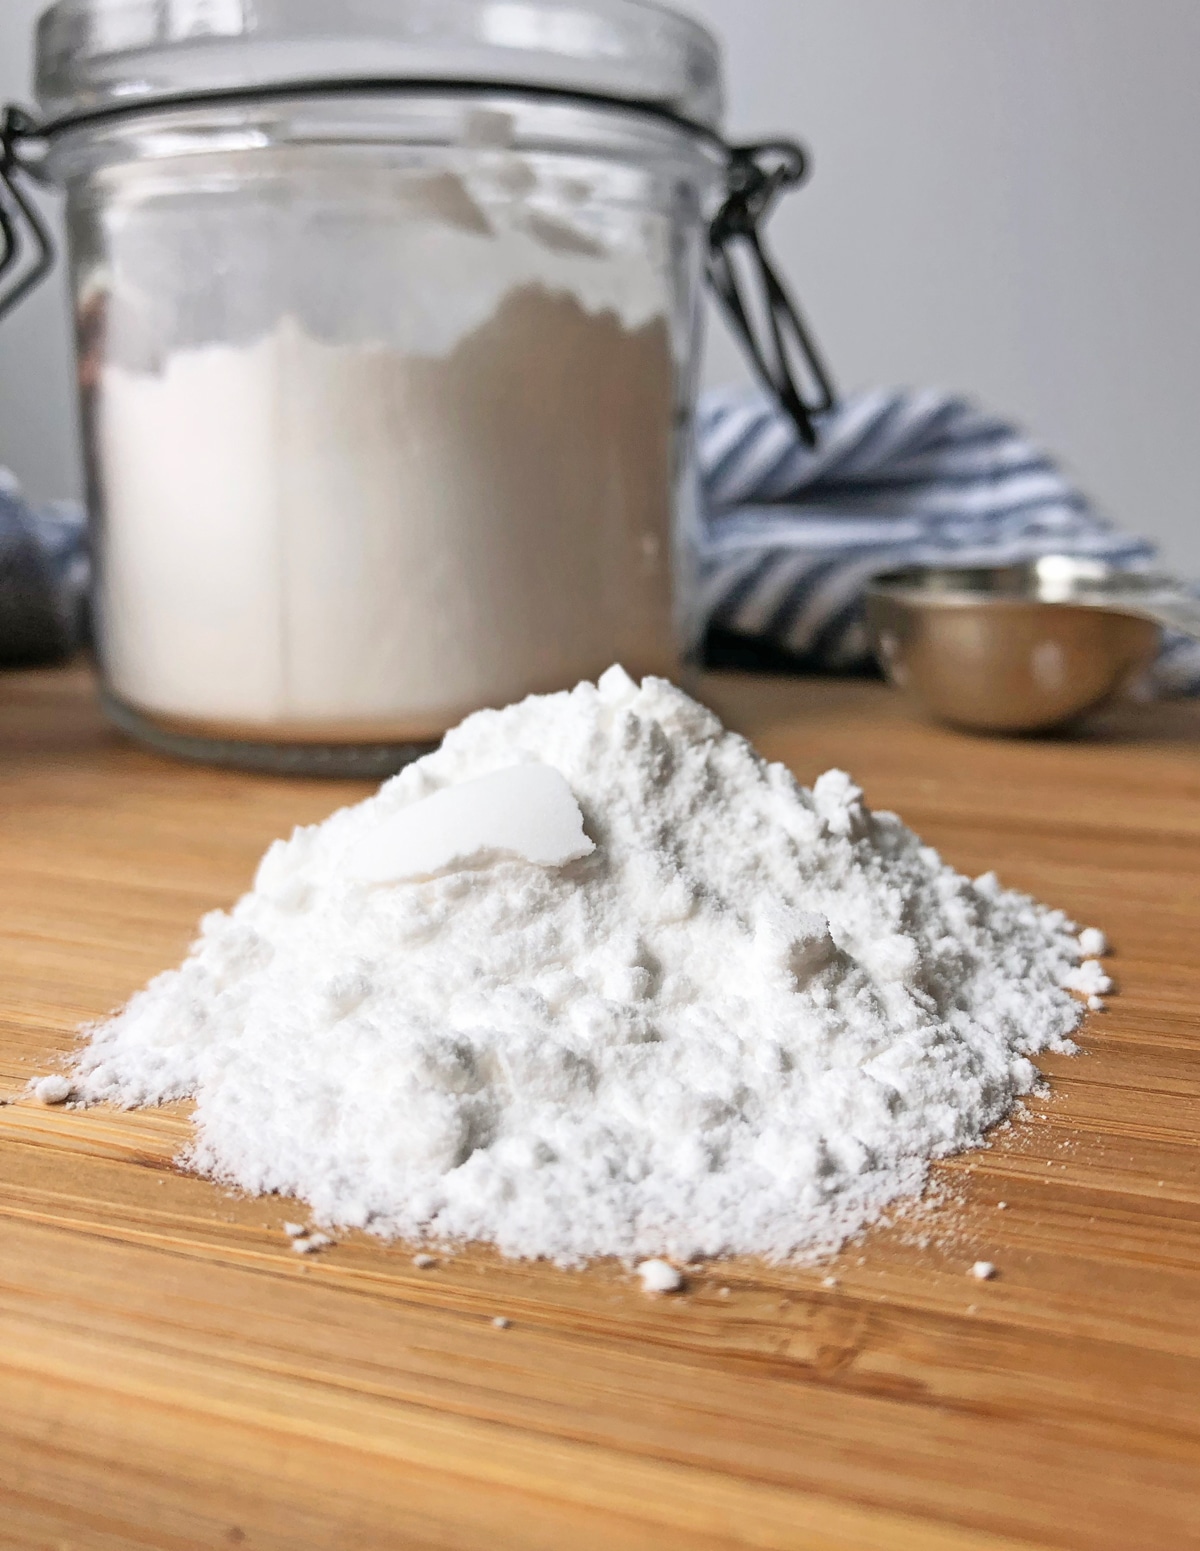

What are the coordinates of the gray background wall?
(2, 0, 1198, 567)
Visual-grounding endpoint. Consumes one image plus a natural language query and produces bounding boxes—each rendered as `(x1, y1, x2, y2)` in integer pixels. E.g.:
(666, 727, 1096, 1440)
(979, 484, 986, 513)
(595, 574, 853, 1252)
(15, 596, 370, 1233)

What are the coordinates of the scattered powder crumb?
(822, 1275, 839, 1289)
(33, 1074, 72, 1105)
(66, 669, 1107, 1267)
(412, 1253, 437, 1269)
(1078, 928, 1108, 958)
(970, 1261, 997, 1280)
(292, 1232, 333, 1255)
(492, 1316, 511, 1329)
(283, 1221, 307, 1237)
(636, 1259, 684, 1294)
(967, 1303, 978, 1314)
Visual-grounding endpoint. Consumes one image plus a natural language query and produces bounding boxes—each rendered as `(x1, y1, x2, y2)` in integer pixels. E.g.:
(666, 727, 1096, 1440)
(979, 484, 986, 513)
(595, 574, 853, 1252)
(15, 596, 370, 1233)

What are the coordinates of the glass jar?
(4, 3, 826, 774)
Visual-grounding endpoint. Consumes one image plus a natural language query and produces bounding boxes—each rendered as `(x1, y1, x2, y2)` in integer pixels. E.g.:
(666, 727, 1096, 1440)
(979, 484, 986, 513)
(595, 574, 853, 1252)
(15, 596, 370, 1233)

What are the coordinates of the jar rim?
(41, 86, 731, 187)
(35, 0, 724, 133)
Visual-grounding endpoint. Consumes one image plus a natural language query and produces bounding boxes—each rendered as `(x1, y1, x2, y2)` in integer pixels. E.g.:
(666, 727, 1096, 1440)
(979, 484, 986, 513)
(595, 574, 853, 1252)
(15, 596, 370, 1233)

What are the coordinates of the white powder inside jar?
(91, 172, 679, 737)
(72, 667, 1105, 1266)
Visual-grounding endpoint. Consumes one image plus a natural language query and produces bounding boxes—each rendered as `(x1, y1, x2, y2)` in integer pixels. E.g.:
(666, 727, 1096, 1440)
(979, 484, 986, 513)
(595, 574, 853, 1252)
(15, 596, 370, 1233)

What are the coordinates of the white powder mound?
(74, 667, 1098, 1265)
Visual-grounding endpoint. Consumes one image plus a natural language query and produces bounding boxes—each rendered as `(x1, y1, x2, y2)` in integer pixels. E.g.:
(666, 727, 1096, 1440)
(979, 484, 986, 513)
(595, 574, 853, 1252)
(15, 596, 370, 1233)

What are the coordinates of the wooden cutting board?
(2, 664, 1198, 1551)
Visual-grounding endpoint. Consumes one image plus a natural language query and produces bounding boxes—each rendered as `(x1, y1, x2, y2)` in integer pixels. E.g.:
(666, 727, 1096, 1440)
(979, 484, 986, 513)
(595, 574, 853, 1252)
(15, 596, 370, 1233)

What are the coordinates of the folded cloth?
(0, 469, 88, 665)
(696, 383, 1200, 694)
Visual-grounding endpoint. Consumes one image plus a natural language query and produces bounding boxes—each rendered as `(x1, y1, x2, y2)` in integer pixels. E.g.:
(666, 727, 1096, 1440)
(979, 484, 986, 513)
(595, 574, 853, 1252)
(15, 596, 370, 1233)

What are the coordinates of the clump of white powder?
(637, 1259, 685, 1294)
(73, 667, 1103, 1265)
(33, 1074, 73, 1106)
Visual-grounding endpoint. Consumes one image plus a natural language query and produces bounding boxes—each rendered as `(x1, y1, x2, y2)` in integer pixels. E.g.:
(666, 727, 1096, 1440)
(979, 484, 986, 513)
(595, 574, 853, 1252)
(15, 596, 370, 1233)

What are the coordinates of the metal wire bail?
(708, 140, 836, 448)
(2, 95, 837, 448)
(0, 106, 54, 326)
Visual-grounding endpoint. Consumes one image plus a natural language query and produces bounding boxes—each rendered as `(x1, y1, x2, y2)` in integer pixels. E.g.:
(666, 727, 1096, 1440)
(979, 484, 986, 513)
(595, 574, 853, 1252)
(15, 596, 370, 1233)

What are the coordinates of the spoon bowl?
(863, 556, 1196, 732)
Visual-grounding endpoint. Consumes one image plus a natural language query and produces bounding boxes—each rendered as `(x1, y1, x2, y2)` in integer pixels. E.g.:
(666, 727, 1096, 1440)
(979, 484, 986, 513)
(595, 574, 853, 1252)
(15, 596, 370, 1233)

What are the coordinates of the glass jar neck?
(40, 83, 727, 184)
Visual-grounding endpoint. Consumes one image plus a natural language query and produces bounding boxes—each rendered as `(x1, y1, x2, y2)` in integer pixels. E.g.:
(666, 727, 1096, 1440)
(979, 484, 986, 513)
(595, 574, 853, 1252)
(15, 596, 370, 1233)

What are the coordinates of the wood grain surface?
(2, 663, 1199, 1551)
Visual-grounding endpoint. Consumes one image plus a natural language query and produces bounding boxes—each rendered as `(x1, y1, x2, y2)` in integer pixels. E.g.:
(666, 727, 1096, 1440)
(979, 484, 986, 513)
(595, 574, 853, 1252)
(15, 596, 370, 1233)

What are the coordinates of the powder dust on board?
(71, 667, 1107, 1265)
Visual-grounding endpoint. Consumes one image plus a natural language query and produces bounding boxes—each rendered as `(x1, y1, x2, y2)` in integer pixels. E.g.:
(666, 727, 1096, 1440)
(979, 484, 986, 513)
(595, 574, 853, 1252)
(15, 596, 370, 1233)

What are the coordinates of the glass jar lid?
(35, 0, 724, 131)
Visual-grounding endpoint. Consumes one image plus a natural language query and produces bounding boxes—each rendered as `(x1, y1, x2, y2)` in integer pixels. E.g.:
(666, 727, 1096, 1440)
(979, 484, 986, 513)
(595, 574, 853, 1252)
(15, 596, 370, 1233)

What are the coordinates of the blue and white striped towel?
(696, 383, 1200, 695)
(0, 468, 88, 665)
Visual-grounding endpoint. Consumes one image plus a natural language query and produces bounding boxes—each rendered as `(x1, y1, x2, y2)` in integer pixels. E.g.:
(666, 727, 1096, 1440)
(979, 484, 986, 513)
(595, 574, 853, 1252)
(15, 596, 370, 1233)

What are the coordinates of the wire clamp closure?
(0, 106, 54, 325)
(708, 140, 836, 447)
(0, 99, 839, 445)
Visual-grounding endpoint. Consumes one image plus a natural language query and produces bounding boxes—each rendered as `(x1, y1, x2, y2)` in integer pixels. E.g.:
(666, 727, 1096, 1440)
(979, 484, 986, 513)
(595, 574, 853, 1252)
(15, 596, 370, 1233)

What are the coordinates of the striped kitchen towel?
(0, 468, 88, 665)
(696, 383, 1200, 695)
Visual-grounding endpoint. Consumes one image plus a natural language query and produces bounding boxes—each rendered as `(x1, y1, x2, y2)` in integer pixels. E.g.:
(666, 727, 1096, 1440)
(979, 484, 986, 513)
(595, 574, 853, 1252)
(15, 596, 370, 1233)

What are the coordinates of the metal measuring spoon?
(866, 555, 1200, 733)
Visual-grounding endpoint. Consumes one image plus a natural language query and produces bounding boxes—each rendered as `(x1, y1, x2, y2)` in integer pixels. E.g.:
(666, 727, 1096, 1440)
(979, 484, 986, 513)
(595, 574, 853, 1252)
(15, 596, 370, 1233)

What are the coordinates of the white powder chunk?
(822, 1275, 840, 1289)
(970, 1260, 997, 1280)
(283, 1221, 306, 1237)
(412, 1253, 437, 1269)
(70, 670, 1095, 1266)
(1078, 928, 1108, 958)
(1087, 995, 1106, 1012)
(1064, 961, 1113, 996)
(343, 763, 594, 884)
(636, 1259, 684, 1294)
(33, 1074, 72, 1105)
(492, 1316, 511, 1329)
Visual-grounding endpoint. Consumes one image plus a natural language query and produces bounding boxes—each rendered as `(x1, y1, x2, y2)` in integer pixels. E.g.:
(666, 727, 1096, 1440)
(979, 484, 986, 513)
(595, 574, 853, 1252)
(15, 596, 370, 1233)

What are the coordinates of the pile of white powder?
(73, 667, 1108, 1264)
